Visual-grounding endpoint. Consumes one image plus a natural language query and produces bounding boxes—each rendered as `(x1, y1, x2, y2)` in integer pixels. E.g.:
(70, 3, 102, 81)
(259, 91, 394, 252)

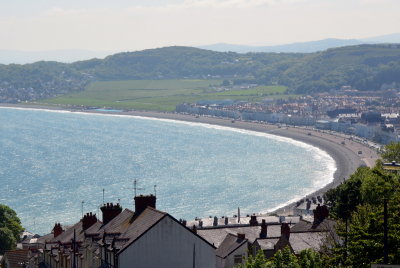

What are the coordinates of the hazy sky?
(0, 0, 399, 52)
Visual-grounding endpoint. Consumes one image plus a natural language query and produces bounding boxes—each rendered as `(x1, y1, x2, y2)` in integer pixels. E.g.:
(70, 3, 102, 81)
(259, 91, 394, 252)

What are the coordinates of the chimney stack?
(213, 216, 218, 226)
(281, 222, 290, 240)
(259, 219, 267, 238)
(249, 215, 258, 226)
(100, 203, 122, 225)
(82, 212, 97, 230)
(134, 195, 156, 215)
(53, 223, 63, 238)
(237, 233, 246, 241)
(312, 204, 329, 227)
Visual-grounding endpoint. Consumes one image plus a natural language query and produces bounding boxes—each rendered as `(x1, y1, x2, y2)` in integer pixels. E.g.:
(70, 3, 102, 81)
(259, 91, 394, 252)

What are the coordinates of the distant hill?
(1, 44, 400, 103)
(199, 39, 363, 53)
(70, 46, 304, 81)
(198, 33, 400, 53)
(361, 33, 400, 43)
(2, 33, 399, 64)
(281, 44, 400, 92)
(0, 49, 112, 64)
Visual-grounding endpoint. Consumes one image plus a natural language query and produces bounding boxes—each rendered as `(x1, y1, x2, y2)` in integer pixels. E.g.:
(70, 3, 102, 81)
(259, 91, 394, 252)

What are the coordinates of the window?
(234, 255, 243, 264)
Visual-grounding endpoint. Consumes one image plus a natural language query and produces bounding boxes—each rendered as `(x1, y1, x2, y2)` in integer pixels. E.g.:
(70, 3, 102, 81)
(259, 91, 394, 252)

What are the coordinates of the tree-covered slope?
(0, 61, 91, 102)
(72, 46, 304, 81)
(1, 44, 400, 103)
(282, 44, 400, 92)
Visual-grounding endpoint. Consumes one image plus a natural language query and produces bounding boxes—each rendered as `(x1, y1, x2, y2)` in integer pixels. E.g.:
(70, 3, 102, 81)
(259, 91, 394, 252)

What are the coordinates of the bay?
(0, 107, 335, 234)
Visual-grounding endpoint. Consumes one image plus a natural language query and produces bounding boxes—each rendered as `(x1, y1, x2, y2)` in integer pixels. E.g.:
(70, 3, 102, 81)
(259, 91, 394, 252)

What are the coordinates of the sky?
(0, 0, 399, 52)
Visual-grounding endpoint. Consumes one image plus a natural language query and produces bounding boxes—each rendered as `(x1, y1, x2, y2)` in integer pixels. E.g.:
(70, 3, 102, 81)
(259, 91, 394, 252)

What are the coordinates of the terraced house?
(40, 195, 216, 268)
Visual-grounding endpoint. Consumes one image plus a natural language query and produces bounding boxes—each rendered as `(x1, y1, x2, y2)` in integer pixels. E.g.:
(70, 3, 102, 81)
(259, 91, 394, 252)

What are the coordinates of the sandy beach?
(1, 103, 380, 215)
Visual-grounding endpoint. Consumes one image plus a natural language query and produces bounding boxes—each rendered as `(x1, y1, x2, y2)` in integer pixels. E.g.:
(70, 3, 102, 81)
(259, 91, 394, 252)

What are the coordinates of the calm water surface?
(0, 107, 335, 234)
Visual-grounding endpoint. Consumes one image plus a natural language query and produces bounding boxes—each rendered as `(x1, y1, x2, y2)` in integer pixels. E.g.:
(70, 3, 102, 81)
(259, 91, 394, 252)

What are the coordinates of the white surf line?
(1, 106, 337, 213)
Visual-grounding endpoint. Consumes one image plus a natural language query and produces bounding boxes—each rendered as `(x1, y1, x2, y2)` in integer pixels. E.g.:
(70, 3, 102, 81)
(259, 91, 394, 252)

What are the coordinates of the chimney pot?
(134, 194, 156, 215)
(82, 212, 97, 230)
(213, 216, 218, 226)
(260, 219, 267, 238)
(249, 215, 258, 226)
(281, 222, 290, 240)
(312, 204, 329, 227)
(101, 203, 122, 225)
(237, 233, 246, 241)
(53, 223, 63, 238)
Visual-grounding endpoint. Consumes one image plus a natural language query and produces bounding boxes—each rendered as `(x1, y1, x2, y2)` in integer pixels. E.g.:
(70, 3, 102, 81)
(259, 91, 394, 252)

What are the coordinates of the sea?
(0, 107, 336, 235)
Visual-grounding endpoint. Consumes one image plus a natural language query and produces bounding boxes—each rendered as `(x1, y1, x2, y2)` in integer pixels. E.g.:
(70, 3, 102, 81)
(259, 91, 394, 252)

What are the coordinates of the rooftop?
(215, 233, 248, 259)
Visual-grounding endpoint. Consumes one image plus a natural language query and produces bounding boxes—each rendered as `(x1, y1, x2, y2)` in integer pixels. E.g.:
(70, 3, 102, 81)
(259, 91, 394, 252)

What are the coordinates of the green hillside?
(45, 80, 289, 111)
(1, 44, 400, 105)
(282, 44, 400, 92)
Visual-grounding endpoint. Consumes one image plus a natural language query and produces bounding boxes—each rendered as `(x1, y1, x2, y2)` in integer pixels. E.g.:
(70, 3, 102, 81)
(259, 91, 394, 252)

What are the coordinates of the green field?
(43, 79, 295, 111)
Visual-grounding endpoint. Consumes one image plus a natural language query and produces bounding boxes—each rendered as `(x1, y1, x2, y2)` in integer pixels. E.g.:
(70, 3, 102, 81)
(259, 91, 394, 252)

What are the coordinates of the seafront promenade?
(114, 110, 379, 215)
(0, 104, 380, 216)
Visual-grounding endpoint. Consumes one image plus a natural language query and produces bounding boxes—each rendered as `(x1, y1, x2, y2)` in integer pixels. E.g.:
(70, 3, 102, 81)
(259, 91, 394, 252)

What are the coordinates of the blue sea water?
(0, 107, 335, 234)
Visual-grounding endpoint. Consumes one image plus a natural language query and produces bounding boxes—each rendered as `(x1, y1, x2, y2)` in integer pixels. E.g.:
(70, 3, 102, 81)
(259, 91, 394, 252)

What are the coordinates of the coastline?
(0, 103, 380, 215)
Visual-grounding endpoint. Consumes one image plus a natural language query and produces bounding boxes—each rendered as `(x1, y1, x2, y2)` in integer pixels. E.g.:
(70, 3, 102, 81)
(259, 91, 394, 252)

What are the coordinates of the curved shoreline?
(0, 104, 380, 214)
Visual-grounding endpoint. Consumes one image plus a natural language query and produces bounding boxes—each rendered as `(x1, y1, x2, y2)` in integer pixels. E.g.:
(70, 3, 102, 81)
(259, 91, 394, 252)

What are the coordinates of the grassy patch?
(43, 79, 294, 111)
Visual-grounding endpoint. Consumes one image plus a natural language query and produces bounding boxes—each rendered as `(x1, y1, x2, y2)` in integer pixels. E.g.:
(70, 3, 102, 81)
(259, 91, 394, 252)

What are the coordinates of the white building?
(215, 233, 248, 268)
(117, 210, 216, 268)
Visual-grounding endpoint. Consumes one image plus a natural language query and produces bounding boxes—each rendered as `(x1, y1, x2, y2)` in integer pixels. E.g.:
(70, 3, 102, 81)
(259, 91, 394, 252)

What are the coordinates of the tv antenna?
(133, 179, 144, 197)
(123, 179, 145, 207)
(154, 185, 157, 196)
(81, 201, 85, 218)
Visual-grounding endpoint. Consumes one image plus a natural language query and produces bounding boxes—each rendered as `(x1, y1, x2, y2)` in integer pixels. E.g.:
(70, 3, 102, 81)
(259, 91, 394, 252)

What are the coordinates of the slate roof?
(117, 207, 167, 253)
(48, 221, 83, 243)
(84, 208, 135, 239)
(83, 220, 103, 236)
(21, 232, 53, 247)
(36, 233, 54, 244)
(215, 233, 248, 259)
(187, 215, 300, 228)
(48, 220, 103, 244)
(103, 209, 135, 235)
(255, 238, 280, 250)
(2, 249, 29, 268)
(115, 207, 216, 254)
(197, 225, 282, 248)
(290, 218, 336, 233)
(289, 232, 328, 254)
